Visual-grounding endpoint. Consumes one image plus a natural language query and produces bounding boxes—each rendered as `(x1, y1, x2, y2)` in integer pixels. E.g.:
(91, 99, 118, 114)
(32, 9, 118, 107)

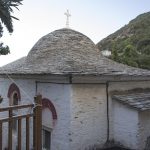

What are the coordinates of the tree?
(111, 48, 120, 62)
(121, 45, 139, 67)
(0, 0, 22, 55)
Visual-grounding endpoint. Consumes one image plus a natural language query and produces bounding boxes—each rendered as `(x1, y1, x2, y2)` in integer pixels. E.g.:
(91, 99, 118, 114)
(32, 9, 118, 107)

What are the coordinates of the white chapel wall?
(70, 84, 107, 150)
(0, 78, 36, 149)
(0, 78, 72, 150)
(0, 78, 9, 149)
(37, 83, 72, 150)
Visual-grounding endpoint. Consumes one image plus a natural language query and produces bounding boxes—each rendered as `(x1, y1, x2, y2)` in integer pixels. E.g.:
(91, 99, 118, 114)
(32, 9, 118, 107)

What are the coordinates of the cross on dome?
(64, 9, 71, 28)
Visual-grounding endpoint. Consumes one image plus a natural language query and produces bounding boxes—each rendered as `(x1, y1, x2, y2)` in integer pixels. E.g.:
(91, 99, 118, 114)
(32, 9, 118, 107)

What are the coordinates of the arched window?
(12, 92, 19, 132)
(7, 83, 21, 105)
(42, 98, 57, 150)
(42, 98, 57, 120)
(7, 83, 21, 132)
(12, 92, 19, 105)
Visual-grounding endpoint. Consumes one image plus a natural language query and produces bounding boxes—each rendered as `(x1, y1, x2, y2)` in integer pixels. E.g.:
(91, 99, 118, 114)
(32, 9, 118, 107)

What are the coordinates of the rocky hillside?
(97, 12, 150, 69)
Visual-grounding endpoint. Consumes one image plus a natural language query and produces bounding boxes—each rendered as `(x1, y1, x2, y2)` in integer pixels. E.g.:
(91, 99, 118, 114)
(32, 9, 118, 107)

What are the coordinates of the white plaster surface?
(0, 78, 36, 149)
(138, 110, 150, 150)
(113, 101, 139, 149)
(0, 79, 72, 150)
(37, 83, 72, 150)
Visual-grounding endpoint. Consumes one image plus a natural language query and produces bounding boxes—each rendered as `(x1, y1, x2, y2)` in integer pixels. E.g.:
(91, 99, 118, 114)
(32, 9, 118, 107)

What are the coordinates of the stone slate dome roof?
(0, 28, 150, 78)
(26, 28, 100, 72)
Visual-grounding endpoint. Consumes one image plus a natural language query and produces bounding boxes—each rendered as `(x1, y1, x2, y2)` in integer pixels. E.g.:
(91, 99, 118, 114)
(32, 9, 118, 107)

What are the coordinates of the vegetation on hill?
(97, 12, 150, 70)
(0, 0, 22, 55)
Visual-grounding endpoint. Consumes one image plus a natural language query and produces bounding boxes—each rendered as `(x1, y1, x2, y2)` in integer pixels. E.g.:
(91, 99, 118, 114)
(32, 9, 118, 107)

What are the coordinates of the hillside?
(97, 12, 150, 69)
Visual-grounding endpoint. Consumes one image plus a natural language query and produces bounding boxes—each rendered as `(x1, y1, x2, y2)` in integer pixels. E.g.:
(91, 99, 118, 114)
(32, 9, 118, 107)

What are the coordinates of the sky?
(0, 0, 150, 66)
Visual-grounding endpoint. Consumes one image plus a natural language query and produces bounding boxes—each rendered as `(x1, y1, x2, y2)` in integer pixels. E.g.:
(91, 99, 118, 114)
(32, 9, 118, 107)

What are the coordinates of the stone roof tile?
(0, 28, 150, 79)
(112, 92, 150, 110)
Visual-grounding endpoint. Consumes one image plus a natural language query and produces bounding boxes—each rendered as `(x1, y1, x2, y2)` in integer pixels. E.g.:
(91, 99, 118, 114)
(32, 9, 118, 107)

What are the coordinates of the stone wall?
(70, 84, 107, 150)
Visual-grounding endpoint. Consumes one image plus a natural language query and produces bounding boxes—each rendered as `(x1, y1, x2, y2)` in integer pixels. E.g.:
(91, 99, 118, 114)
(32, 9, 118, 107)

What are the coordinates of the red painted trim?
(7, 83, 21, 100)
(42, 98, 57, 120)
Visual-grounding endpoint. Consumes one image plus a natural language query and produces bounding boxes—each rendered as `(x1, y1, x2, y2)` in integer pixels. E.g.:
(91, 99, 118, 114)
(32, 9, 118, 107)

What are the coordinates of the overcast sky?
(0, 0, 150, 66)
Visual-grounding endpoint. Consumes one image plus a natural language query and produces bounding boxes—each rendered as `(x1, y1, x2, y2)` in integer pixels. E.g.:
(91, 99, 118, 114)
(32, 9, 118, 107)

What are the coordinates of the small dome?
(1, 28, 150, 77)
(26, 28, 100, 73)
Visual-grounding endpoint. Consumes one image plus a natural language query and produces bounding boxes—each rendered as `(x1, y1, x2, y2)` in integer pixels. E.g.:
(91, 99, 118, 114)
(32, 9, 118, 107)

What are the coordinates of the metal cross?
(64, 9, 71, 28)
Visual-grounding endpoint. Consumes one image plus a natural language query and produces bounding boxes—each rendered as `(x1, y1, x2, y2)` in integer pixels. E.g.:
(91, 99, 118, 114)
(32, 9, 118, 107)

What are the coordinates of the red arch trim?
(42, 98, 57, 120)
(7, 83, 21, 100)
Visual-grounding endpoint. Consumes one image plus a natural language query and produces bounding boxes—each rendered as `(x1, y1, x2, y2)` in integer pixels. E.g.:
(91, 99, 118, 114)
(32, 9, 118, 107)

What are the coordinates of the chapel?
(0, 28, 150, 150)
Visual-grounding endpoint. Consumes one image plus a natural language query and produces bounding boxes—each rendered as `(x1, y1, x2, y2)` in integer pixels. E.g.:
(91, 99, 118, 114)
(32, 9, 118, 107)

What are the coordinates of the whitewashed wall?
(109, 81, 150, 149)
(1, 77, 150, 150)
(0, 78, 36, 149)
(113, 101, 139, 149)
(70, 84, 107, 150)
(0, 78, 73, 150)
(37, 83, 72, 150)
(113, 102, 150, 150)
(138, 110, 150, 150)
